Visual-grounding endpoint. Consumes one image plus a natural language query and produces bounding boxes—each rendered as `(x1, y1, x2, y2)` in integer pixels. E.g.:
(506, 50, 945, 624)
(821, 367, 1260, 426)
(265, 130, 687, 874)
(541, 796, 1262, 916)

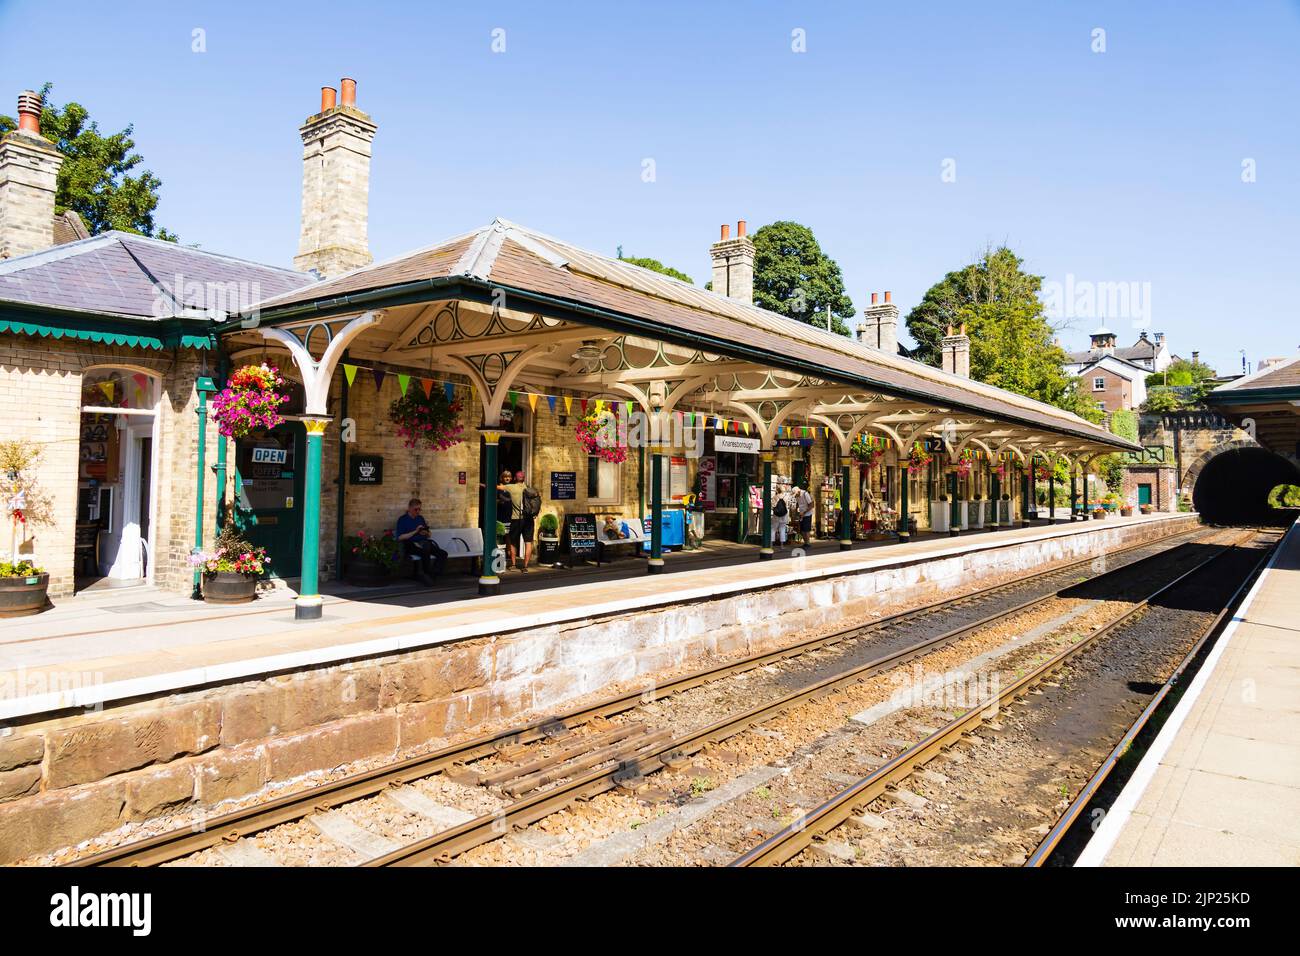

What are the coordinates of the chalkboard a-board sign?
(349, 454, 384, 485)
(562, 513, 598, 561)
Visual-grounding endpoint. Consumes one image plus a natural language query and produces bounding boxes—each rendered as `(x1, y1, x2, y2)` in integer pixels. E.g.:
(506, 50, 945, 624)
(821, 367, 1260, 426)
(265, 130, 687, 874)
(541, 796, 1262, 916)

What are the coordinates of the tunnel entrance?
(1191, 446, 1300, 524)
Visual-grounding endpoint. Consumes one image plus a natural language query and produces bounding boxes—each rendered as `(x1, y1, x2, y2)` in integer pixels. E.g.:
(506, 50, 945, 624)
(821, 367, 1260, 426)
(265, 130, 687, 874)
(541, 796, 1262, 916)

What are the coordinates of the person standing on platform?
(793, 482, 816, 548)
(772, 483, 791, 548)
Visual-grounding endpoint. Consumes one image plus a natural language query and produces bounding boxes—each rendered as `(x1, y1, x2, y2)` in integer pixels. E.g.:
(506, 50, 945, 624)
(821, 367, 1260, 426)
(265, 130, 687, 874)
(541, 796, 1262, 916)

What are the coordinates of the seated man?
(395, 498, 447, 585)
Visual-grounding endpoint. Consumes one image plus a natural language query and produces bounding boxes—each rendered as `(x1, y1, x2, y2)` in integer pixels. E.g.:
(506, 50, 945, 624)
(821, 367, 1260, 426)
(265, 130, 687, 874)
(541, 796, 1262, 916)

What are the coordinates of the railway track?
(70, 523, 1207, 867)
(728, 529, 1273, 867)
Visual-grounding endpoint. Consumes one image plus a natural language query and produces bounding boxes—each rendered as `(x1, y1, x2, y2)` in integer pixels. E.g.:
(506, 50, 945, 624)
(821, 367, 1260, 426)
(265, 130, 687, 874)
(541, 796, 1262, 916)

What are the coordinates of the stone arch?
(1182, 437, 1260, 490)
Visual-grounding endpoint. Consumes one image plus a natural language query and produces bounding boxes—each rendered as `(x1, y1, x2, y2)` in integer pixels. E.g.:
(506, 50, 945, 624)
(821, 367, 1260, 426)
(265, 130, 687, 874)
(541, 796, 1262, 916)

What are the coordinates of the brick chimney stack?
(857, 291, 899, 354)
(0, 91, 65, 260)
(709, 220, 755, 305)
(295, 77, 376, 278)
(941, 322, 971, 377)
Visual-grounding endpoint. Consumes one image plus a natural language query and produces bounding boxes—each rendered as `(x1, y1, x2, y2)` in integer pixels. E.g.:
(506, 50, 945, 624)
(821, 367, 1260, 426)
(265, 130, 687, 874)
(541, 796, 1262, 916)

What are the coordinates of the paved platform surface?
(1083, 517, 1300, 867)
(0, 512, 1182, 720)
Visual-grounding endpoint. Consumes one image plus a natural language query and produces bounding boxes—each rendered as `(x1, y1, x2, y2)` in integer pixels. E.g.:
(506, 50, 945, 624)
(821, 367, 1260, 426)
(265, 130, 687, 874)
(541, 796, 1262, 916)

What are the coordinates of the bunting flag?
(547, 395, 557, 414)
(132, 372, 149, 393)
(420, 378, 434, 398)
(371, 368, 386, 391)
(625, 400, 634, 416)
(99, 381, 115, 402)
(580, 398, 588, 416)
(444, 381, 455, 404)
(397, 373, 411, 396)
(595, 399, 605, 414)
(508, 390, 518, 408)
(564, 395, 573, 415)
(343, 364, 358, 387)
(528, 392, 538, 412)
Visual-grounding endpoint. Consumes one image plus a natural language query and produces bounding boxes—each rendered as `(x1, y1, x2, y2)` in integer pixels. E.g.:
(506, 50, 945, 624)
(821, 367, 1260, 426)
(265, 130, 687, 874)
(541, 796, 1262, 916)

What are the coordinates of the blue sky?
(2, 0, 1297, 374)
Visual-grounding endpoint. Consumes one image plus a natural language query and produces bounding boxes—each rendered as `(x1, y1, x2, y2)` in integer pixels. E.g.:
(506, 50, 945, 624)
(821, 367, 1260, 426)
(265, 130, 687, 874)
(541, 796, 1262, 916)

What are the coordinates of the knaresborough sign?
(715, 435, 760, 454)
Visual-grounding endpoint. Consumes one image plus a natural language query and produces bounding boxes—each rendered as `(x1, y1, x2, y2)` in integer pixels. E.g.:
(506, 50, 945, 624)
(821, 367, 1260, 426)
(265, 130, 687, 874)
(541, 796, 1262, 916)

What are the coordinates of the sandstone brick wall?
(0, 335, 212, 596)
(0, 511, 1198, 862)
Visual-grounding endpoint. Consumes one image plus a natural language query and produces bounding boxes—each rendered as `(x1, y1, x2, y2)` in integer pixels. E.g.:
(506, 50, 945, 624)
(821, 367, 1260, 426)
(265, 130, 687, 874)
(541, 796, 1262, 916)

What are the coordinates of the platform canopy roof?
(1209, 354, 1300, 456)
(223, 218, 1138, 462)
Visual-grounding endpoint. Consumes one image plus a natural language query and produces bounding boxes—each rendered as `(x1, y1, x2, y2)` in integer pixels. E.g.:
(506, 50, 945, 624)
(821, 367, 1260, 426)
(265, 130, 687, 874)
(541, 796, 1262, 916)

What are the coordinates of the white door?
(105, 422, 153, 581)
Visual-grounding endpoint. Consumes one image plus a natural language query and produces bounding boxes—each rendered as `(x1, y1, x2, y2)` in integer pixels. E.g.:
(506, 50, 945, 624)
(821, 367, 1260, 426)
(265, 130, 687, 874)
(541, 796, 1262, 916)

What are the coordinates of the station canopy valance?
(223, 219, 1139, 461)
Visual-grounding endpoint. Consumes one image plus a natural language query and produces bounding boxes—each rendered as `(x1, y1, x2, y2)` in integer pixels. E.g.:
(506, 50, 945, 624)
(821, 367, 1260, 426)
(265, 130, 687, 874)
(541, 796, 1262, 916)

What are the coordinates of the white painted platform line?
(1075, 519, 1297, 867)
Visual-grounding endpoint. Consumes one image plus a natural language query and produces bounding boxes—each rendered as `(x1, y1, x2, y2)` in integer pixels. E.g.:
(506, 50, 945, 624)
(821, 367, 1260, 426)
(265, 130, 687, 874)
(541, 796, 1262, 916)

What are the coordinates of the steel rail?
(728, 531, 1257, 867)
(1023, 533, 1278, 867)
(70, 525, 1201, 867)
(366, 530, 1220, 867)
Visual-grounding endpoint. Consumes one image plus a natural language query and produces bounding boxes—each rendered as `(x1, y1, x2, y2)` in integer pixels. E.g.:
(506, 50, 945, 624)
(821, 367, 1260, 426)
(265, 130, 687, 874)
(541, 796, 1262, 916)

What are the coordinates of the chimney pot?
(871, 292, 879, 305)
(720, 223, 730, 241)
(884, 291, 892, 303)
(340, 77, 356, 107)
(737, 219, 746, 237)
(320, 86, 337, 112)
(16, 90, 41, 135)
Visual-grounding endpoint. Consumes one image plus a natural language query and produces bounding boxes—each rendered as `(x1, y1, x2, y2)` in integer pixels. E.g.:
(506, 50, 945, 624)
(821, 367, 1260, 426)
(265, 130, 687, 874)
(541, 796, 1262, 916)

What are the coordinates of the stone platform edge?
(2, 512, 1197, 722)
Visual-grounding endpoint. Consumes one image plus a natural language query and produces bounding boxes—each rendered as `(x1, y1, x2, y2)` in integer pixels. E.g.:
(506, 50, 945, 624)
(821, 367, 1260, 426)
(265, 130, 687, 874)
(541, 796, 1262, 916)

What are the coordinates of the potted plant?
(211, 364, 290, 439)
(1092, 506, 1106, 520)
(0, 560, 49, 617)
(1140, 503, 1154, 515)
(190, 527, 270, 604)
(1, 439, 54, 616)
(575, 408, 628, 464)
(343, 529, 401, 586)
(537, 513, 561, 565)
(1120, 502, 1134, 517)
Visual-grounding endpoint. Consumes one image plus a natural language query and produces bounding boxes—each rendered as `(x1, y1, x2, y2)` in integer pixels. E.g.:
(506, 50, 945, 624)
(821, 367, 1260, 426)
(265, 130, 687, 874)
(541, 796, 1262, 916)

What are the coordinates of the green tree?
(750, 221, 854, 335)
(1145, 358, 1216, 404)
(617, 254, 692, 285)
(906, 246, 1101, 423)
(0, 83, 176, 240)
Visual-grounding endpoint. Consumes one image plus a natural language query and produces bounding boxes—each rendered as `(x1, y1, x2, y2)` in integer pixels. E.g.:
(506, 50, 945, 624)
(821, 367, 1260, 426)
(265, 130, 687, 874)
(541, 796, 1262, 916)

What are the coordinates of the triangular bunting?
(547, 395, 557, 414)
(580, 398, 588, 416)
(397, 373, 411, 396)
(100, 381, 114, 402)
(420, 378, 434, 398)
(508, 390, 518, 408)
(343, 364, 358, 387)
(564, 395, 573, 415)
(371, 368, 386, 391)
(444, 381, 454, 403)
(528, 392, 538, 412)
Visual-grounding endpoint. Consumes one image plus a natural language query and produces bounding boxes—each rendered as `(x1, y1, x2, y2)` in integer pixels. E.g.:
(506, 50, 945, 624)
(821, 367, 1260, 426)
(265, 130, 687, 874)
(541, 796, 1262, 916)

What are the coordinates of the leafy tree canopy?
(1145, 358, 1216, 398)
(751, 221, 854, 336)
(0, 83, 177, 241)
(906, 246, 1101, 423)
(617, 255, 692, 285)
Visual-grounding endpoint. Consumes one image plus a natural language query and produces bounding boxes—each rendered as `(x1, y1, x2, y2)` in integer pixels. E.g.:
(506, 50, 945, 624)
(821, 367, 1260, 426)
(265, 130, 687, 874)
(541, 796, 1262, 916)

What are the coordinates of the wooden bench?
(595, 516, 647, 565)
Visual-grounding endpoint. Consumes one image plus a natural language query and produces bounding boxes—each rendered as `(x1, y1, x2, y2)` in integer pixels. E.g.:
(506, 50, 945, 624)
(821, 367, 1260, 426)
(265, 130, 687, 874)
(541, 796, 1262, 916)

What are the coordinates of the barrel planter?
(201, 570, 258, 604)
(537, 536, 561, 566)
(0, 571, 49, 617)
(345, 558, 393, 588)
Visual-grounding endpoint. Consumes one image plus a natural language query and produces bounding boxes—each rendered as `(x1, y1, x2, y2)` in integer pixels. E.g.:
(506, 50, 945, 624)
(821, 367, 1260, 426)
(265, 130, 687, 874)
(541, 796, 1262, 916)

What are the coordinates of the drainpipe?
(334, 358, 350, 580)
(214, 354, 230, 534)
(192, 373, 218, 598)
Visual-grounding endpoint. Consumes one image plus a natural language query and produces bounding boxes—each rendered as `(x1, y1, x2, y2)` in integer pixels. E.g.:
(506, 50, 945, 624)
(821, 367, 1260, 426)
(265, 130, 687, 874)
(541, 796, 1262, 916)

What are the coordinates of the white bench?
(407, 527, 483, 576)
(595, 516, 647, 565)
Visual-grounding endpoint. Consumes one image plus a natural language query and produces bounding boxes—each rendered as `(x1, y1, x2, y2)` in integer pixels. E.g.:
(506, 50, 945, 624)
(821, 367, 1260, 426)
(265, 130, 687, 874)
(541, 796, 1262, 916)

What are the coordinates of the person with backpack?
(772, 482, 791, 548)
(499, 469, 539, 572)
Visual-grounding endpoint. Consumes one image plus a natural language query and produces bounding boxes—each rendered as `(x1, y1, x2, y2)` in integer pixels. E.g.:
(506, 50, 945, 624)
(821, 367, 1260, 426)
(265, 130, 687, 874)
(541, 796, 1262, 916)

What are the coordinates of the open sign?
(251, 447, 287, 465)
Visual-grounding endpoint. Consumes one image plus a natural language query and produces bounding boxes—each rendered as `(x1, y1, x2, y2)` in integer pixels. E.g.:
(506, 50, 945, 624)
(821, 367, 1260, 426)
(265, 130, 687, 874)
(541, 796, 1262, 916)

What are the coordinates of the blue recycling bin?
(642, 508, 686, 552)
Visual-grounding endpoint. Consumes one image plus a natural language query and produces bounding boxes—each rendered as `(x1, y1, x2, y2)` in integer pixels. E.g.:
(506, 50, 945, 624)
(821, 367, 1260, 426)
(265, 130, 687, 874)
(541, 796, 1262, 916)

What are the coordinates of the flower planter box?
(1140, 504, 1154, 515)
(1120, 506, 1134, 517)
(0, 571, 49, 617)
(929, 502, 950, 534)
(1092, 510, 1106, 520)
(201, 570, 258, 604)
(344, 558, 393, 588)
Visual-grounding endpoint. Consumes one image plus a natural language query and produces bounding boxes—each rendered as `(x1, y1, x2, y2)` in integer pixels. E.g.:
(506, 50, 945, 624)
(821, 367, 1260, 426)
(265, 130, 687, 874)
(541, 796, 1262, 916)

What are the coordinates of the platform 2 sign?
(563, 513, 597, 560)
(550, 471, 577, 500)
(349, 454, 384, 485)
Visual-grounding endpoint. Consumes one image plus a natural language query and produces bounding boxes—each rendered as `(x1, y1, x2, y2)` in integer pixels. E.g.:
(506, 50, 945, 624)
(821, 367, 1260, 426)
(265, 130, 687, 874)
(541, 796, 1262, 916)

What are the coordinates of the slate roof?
(0, 231, 313, 320)
(1213, 353, 1300, 392)
(248, 218, 1135, 451)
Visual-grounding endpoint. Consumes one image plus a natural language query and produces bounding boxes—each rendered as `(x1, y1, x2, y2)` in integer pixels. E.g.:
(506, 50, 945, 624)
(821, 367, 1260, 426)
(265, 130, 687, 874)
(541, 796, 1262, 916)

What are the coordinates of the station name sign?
(714, 436, 760, 454)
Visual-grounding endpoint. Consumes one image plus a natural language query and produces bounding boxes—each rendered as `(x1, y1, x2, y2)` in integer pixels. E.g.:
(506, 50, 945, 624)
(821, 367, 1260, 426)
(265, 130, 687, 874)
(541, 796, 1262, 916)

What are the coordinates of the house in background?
(1063, 327, 1181, 414)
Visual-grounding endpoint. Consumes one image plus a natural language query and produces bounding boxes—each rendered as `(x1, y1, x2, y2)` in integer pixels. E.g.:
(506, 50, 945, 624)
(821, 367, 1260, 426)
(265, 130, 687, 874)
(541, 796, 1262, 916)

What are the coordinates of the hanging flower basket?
(575, 410, 627, 464)
(389, 389, 464, 450)
(211, 364, 290, 439)
(906, 443, 933, 476)
(995, 458, 1022, 481)
(1032, 461, 1052, 481)
(955, 450, 975, 480)
(850, 436, 886, 473)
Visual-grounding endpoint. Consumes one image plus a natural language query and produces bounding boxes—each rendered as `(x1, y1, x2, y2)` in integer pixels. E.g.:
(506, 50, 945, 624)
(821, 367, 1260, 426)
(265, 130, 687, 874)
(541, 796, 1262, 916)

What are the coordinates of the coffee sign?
(349, 454, 384, 485)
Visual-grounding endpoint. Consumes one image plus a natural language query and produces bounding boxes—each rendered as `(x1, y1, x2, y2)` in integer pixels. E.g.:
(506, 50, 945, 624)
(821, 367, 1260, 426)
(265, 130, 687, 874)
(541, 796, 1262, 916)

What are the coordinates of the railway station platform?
(1081, 516, 1300, 867)
(0, 511, 1197, 864)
